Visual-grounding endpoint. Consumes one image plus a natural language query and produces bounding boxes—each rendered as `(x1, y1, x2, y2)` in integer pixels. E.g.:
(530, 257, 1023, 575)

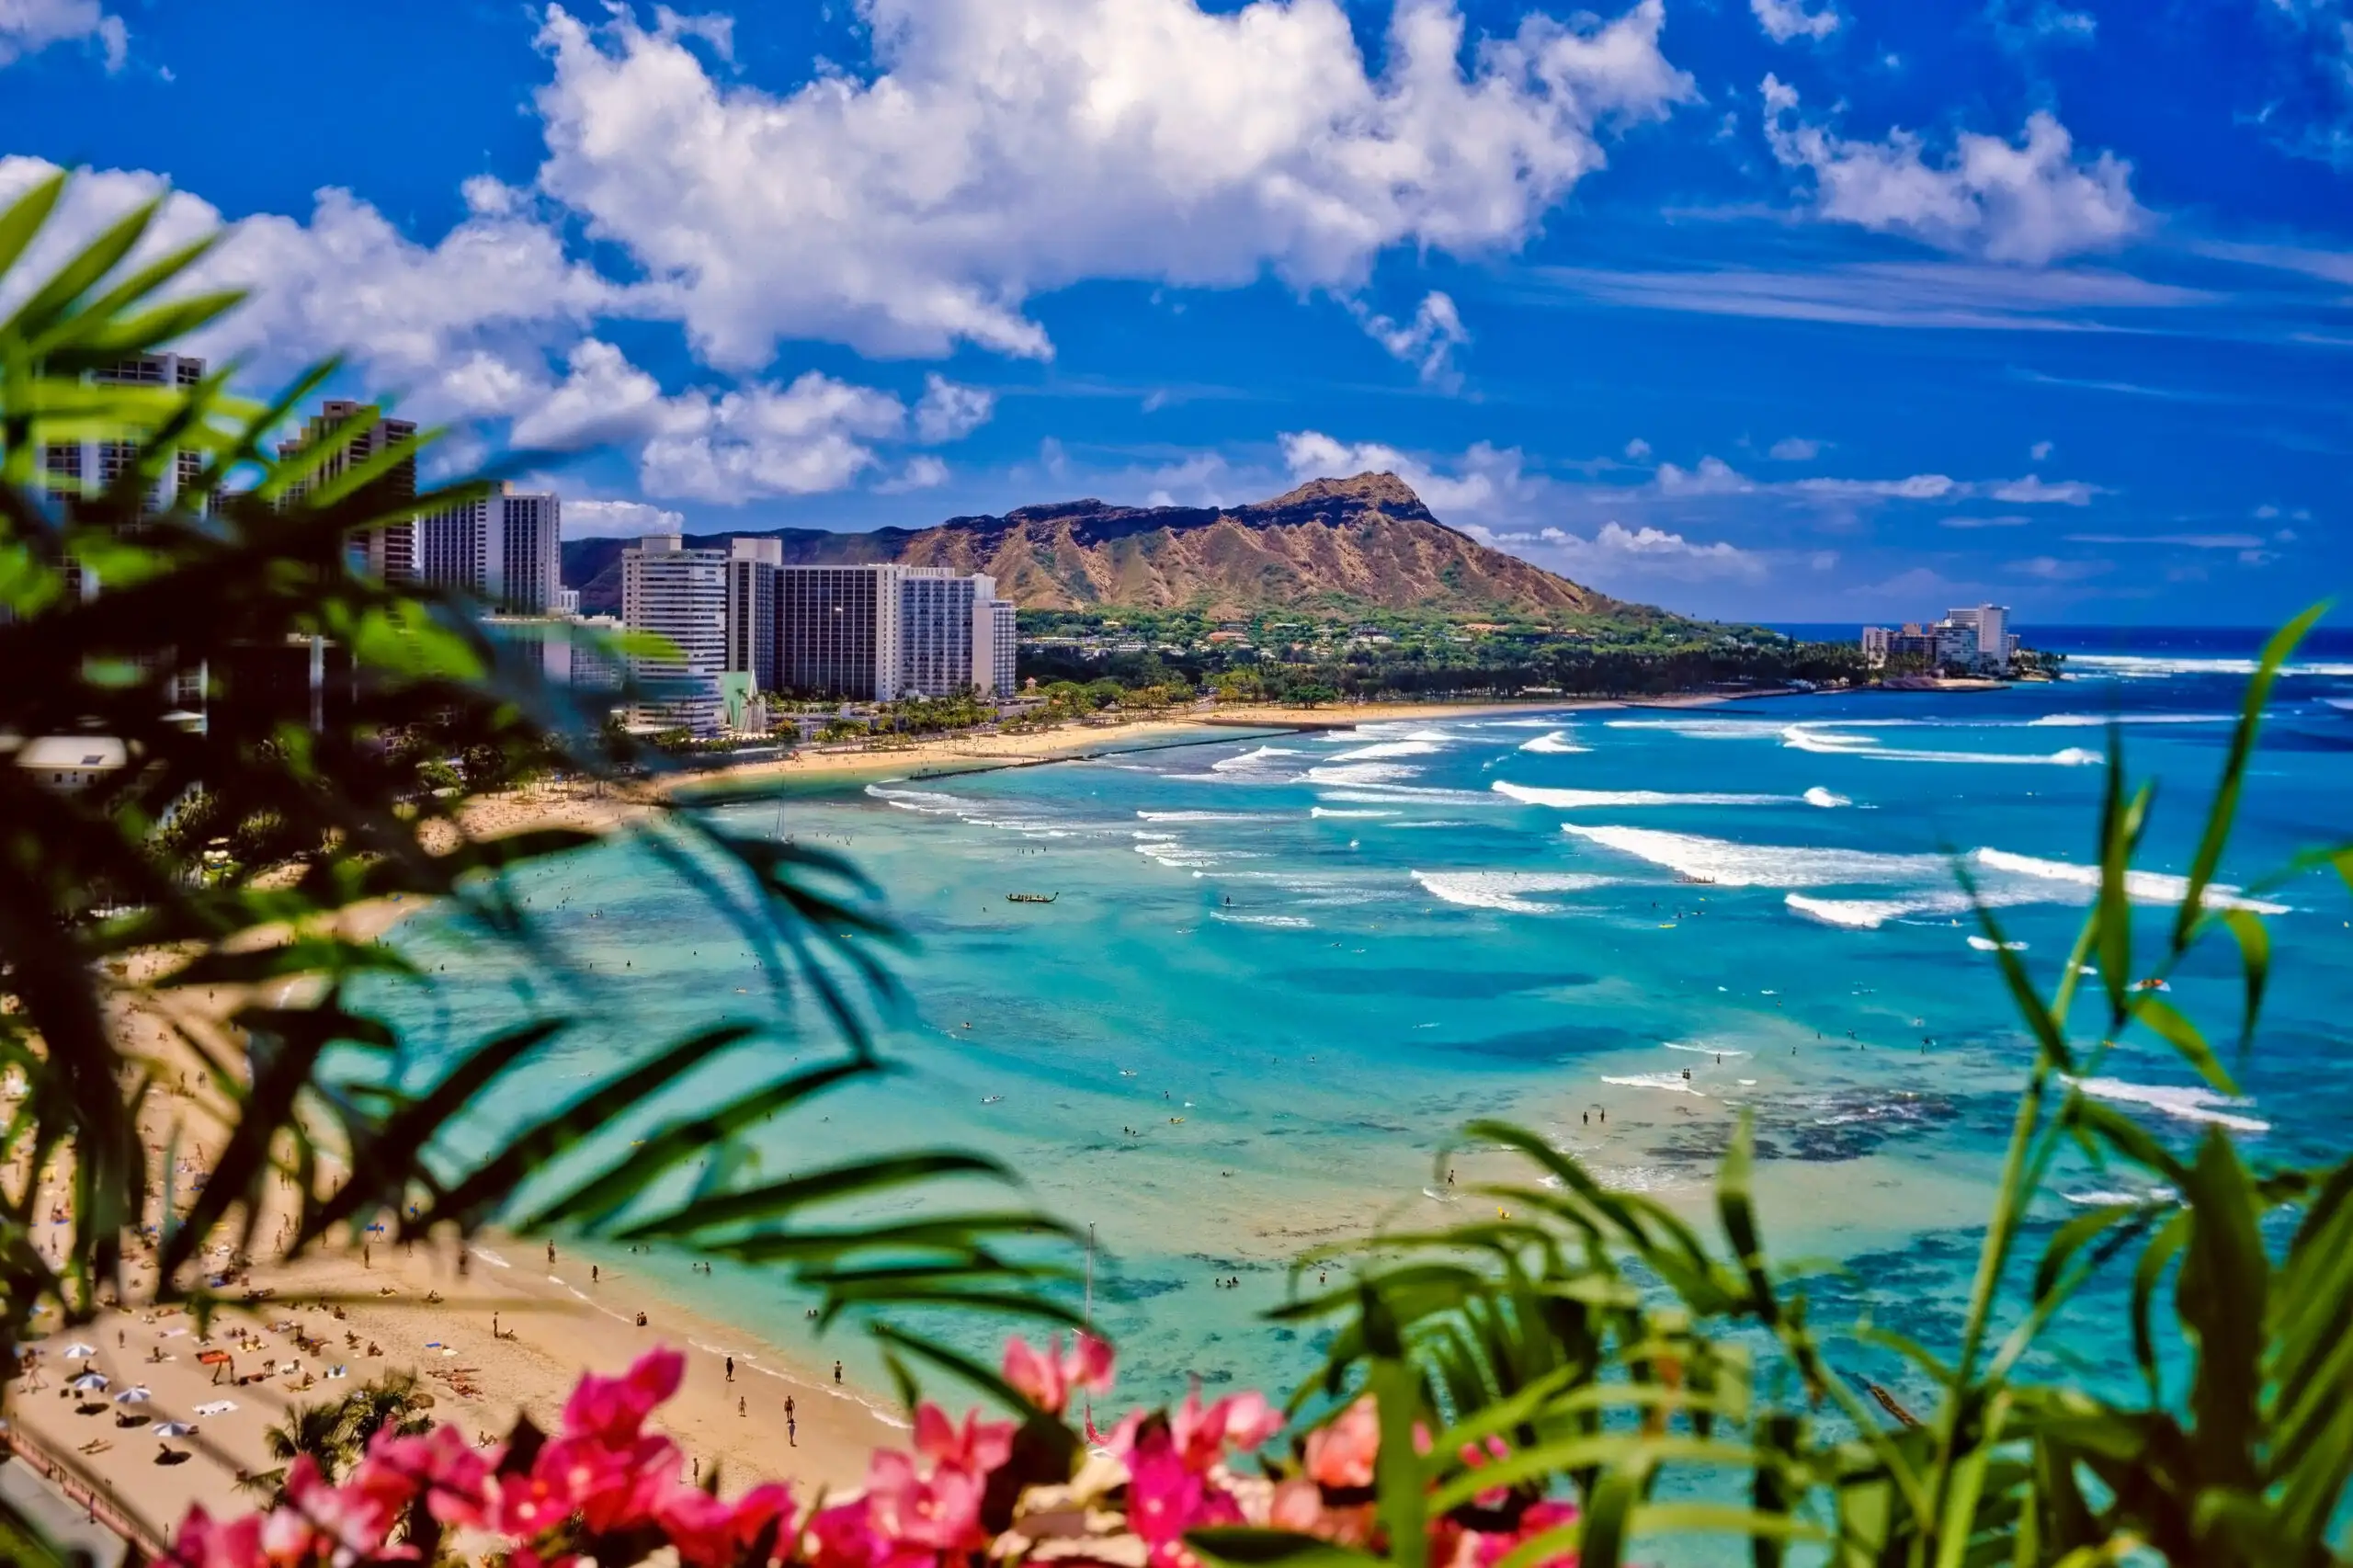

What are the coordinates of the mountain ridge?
(559, 472, 1666, 625)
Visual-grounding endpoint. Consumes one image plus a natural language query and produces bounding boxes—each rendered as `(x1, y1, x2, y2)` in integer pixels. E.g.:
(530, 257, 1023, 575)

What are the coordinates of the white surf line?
(468, 1246, 512, 1268)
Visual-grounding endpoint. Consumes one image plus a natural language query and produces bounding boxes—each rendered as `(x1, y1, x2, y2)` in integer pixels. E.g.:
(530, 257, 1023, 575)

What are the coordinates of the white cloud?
(1990, 472, 2101, 505)
(0, 156, 625, 415)
(563, 497, 688, 538)
(639, 373, 910, 502)
(1533, 258, 2210, 330)
(1348, 290, 1472, 387)
(877, 455, 953, 493)
(0, 0, 123, 70)
(1984, 0, 2096, 51)
(510, 338, 674, 449)
(1766, 436, 1821, 460)
(911, 374, 995, 443)
(1940, 514, 2030, 528)
(1760, 74, 2145, 263)
(1655, 455, 1753, 494)
(1751, 0, 1840, 43)
(1548, 520, 1767, 580)
(1623, 437, 1653, 460)
(1794, 472, 1956, 499)
(1279, 429, 1536, 520)
(530, 0, 1694, 366)
(2029, 438, 2054, 460)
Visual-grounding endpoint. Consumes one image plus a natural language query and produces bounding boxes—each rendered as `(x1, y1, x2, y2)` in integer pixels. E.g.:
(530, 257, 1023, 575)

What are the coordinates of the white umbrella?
(113, 1387, 152, 1404)
(68, 1373, 108, 1392)
(63, 1344, 98, 1360)
(152, 1422, 196, 1437)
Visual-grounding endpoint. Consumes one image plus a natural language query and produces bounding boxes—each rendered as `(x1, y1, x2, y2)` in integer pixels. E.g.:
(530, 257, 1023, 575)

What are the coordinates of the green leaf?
(2218, 909, 2269, 1054)
(1188, 1531, 1388, 1568)
(2129, 995, 2237, 1096)
(2173, 602, 2327, 955)
(2174, 1129, 2266, 1489)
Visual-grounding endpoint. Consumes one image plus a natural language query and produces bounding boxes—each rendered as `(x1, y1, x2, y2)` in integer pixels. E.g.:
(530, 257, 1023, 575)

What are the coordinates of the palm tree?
(243, 1373, 435, 1504)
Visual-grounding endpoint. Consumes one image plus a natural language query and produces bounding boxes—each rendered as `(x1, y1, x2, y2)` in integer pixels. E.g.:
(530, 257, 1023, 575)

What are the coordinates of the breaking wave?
(1410, 870, 1615, 914)
(1492, 781, 1795, 809)
(1518, 730, 1591, 754)
(2064, 1076, 2269, 1133)
(1803, 787, 1852, 808)
(1972, 847, 2289, 914)
(1780, 722, 2104, 767)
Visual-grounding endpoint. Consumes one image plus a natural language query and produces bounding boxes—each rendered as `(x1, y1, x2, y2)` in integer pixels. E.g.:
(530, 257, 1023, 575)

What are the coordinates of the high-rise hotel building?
(724, 538, 783, 694)
(418, 483, 563, 613)
(620, 533, 729, 733)
(277, 399, 419, 583)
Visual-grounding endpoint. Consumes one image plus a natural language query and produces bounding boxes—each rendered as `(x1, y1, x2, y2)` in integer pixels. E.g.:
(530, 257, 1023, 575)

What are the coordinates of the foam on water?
(1211, 912, 1315, 929)
(1135, 811, 1285, 823)
(1212, 745, 1303, 773)
(1561, 824, 1951, 887)
(1781, 722, 2106, 767)
(1967, 935, 2029, 951)
(2066, 653, 2353, 680)
(1306, 762, 1420, 786)
(1410, 870, 1615, 913)
(1803, 787, 1853, 808)
(1310, 807, 1396, 819)
(1494, 780, 1797, 809)
(1518, 730, 1591, 755)
(1972, 847, 2290, 914)
(1327, 741, 1445, 762)
(2065, 1076, 2270, 1133)
(1603, 1071, 1707, 1096)
(1784, 893, 1929, 928)
(1603, 717, 1784, 739)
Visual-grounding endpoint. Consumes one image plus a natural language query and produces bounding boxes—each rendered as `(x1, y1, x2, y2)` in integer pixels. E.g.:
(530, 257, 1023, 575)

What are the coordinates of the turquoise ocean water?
(373, 638, 2353, 1455)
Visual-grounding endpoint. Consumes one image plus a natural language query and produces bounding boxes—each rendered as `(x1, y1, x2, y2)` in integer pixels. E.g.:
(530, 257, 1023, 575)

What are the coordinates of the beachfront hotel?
(417, 483, 563, 614)
(276, 400, 420, 585)
(620, 533, 730, 733)
(1861, 603, 2018, 673)
(710, 557, 1017, 710)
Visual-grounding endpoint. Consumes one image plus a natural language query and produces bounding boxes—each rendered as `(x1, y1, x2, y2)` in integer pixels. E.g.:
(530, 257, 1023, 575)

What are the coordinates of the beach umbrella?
(68, 1373, 108, 1392)
(152, 1422, 197, 1437)
(114, 1386, 152, 1404)
(63, 1343, 98, 1360)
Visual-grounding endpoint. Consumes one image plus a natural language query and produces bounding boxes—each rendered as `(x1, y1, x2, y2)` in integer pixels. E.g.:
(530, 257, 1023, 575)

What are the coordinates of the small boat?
(982, 1095, 1004, 1105)
(1006, 892, 1059, 904)
(2132, 977, 2171, 993)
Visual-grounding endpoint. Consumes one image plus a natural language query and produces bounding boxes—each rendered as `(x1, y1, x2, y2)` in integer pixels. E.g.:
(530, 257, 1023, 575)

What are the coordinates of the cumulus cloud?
(1760, 74, 2144, 263)
(563, 497, 688, 538)
(531, 0, 1694, 366)
(0, 0, 123, 69)
(1655, 455, 1753, 494)
(1623, 437, 1653, 460)
(2029, 438, 2054, 460)
(877, 455, 953, 493)
(1279, 429, 1540, 521)
(1573, 520, 1765, 577)
(1989, 472, 2101, 505)
(639, 373, 911, 502)
(0, 156, 625, 415)
(1766, 436, 1821, 460)
(1751, 0, 1840, 44)
(911, 374, 995, 443)
(1348, 290, 1472, 386)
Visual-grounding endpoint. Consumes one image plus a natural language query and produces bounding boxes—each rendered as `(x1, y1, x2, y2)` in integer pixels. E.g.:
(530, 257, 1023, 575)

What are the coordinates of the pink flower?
(655, 1481, 794, 1568)
(1126, 1438, 1241, 1568)
(171, 1508, 265, 1568)
(863, 1447, 990, 1557)
(1169, 1389, 1282, 1472)
(1477, 1501, 1579, 1568)
(1305, 1398, 1379, 1490)
(912, 1403, 1015, 1476)
(532, 1427, 682, 1534)
(357, 1426, 494, 1529)
(562, 1347, 685, 1443)
(1001, 1332, 1115, 1415)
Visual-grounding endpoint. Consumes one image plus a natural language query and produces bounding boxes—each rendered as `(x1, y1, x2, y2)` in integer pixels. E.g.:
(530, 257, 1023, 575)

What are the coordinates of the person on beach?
(725, 1356, 734, 1382)
(834, 1360, 842, 1385)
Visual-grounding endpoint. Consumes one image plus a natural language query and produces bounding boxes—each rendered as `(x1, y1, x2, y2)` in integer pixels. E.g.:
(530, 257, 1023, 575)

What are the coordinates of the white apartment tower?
(776, 562, 906, 702)
(417, 483, 563, 613)
(1944, 605, 2011, 673)
(620, 533, 729, 733)
(724, 538, 782, 693)
(898, 569, 1014, 699)
(278, 399, 419, 583)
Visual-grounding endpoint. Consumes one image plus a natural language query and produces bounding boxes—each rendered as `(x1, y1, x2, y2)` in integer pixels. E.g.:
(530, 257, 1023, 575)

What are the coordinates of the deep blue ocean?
(372, 630, 2353, 1482)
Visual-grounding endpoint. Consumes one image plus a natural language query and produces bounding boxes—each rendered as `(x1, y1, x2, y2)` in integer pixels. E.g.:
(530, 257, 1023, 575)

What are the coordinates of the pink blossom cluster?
(169, 1335, 1578, 1568)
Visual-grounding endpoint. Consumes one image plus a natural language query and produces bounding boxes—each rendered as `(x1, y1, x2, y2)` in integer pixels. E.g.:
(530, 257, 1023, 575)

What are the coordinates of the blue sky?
(3, 0, 2348, 623)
